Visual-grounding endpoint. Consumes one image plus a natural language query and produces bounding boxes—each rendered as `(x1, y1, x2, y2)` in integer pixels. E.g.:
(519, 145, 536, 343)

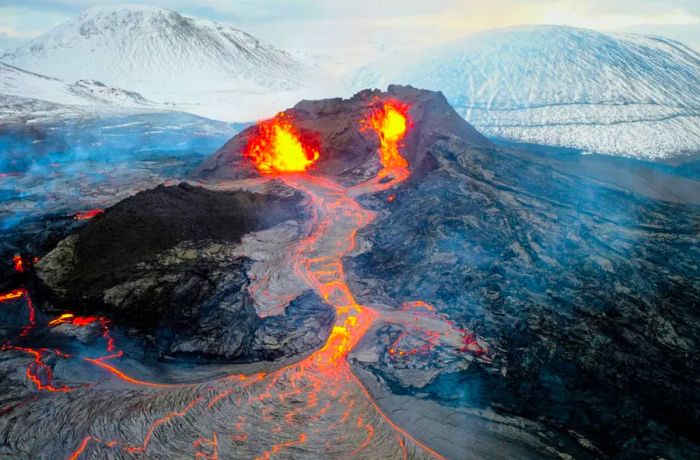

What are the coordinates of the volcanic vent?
(195, 84, 492, 184)
(36, 182, 337, 362)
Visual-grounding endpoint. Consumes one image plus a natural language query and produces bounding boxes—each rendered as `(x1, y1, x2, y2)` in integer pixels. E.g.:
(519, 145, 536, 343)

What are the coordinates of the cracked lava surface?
(0, 99, 486, 459)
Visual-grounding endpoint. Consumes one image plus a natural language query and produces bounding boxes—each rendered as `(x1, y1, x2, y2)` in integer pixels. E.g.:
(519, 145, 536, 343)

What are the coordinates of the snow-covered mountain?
(0, 4, 321, 121)
(347, 25, 700, 161)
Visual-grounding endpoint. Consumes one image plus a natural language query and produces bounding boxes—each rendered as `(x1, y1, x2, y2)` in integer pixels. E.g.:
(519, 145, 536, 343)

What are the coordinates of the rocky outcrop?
(36, 181, 334, 361)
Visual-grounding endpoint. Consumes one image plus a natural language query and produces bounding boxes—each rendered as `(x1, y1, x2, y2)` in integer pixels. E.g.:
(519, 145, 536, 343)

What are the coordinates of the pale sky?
(1, 0, 699, 68)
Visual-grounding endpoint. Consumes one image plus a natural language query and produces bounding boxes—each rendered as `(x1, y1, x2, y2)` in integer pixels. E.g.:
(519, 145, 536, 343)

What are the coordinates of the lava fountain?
(244, 112, 320, 173)
(365, 99, 411, 171)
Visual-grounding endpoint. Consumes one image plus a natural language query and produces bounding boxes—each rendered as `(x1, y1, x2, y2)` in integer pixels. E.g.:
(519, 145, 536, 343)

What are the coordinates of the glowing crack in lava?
(244, 112, 320, 173)
(0, 289, 23, 302)
(0, 99, 488, 459)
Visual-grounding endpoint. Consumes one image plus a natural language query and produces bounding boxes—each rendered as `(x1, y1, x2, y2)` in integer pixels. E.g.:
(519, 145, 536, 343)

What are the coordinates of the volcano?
(196, 85, 492, 184)
(1, 85, 699, 459)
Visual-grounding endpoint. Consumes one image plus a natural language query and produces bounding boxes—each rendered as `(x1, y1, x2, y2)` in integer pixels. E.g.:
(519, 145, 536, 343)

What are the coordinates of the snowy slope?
(347, 26, 700, 160)
(0, 62, 151, 108)
(0, 4, 321, 121)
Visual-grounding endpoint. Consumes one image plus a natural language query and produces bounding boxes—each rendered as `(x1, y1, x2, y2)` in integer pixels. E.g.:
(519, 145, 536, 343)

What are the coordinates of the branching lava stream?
(0, 99, 486, 459)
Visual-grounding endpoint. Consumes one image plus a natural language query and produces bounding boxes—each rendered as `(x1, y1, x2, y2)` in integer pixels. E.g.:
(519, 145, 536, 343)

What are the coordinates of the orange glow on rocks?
(84, 353, 177, 388)
(12, 255, 23, 272)
(365, 99, 411, 171)
(0, 289, 23, 302)
(47, 313, 75, 327)
(48, 312, 116, 351)
(244, 113, 319, 174)
(74, 209, 104, 220)
(0, 345, 72, 393)
(48, 313, 101, 328)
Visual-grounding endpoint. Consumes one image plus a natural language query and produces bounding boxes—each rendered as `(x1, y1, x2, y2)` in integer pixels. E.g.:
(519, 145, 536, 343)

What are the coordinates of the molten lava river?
(0, 100, 485, 459)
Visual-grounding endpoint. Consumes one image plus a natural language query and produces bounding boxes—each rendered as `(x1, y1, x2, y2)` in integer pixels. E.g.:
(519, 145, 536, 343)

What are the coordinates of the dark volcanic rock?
(0, 215, 86, 292)
(38, 182, 303, 321)
(338, 90, 700, 458)
(254, 291, 335, 361)
(36, 182, 332, 361)
(194, 85, 492, 185)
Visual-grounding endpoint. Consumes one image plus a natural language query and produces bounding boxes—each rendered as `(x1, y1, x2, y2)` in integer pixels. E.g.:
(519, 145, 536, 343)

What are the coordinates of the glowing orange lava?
(74, 209, 104, 221)
(0, 289, 23, 302)
(48, 313, 99, 327)
(365, 98, 411, 171)
(55, 101, 438, 459)
(0, 288, 35, 336)
(244, 113, 319, 174)
(0, 345, 72, 393)
(12, 255, 23, 272)
(48, 313, 115, 351)
(84, 353, 176, 388)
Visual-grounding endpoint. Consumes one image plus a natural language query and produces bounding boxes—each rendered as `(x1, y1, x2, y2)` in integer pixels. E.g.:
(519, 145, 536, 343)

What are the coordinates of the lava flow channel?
(0, 101, 484, 459)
